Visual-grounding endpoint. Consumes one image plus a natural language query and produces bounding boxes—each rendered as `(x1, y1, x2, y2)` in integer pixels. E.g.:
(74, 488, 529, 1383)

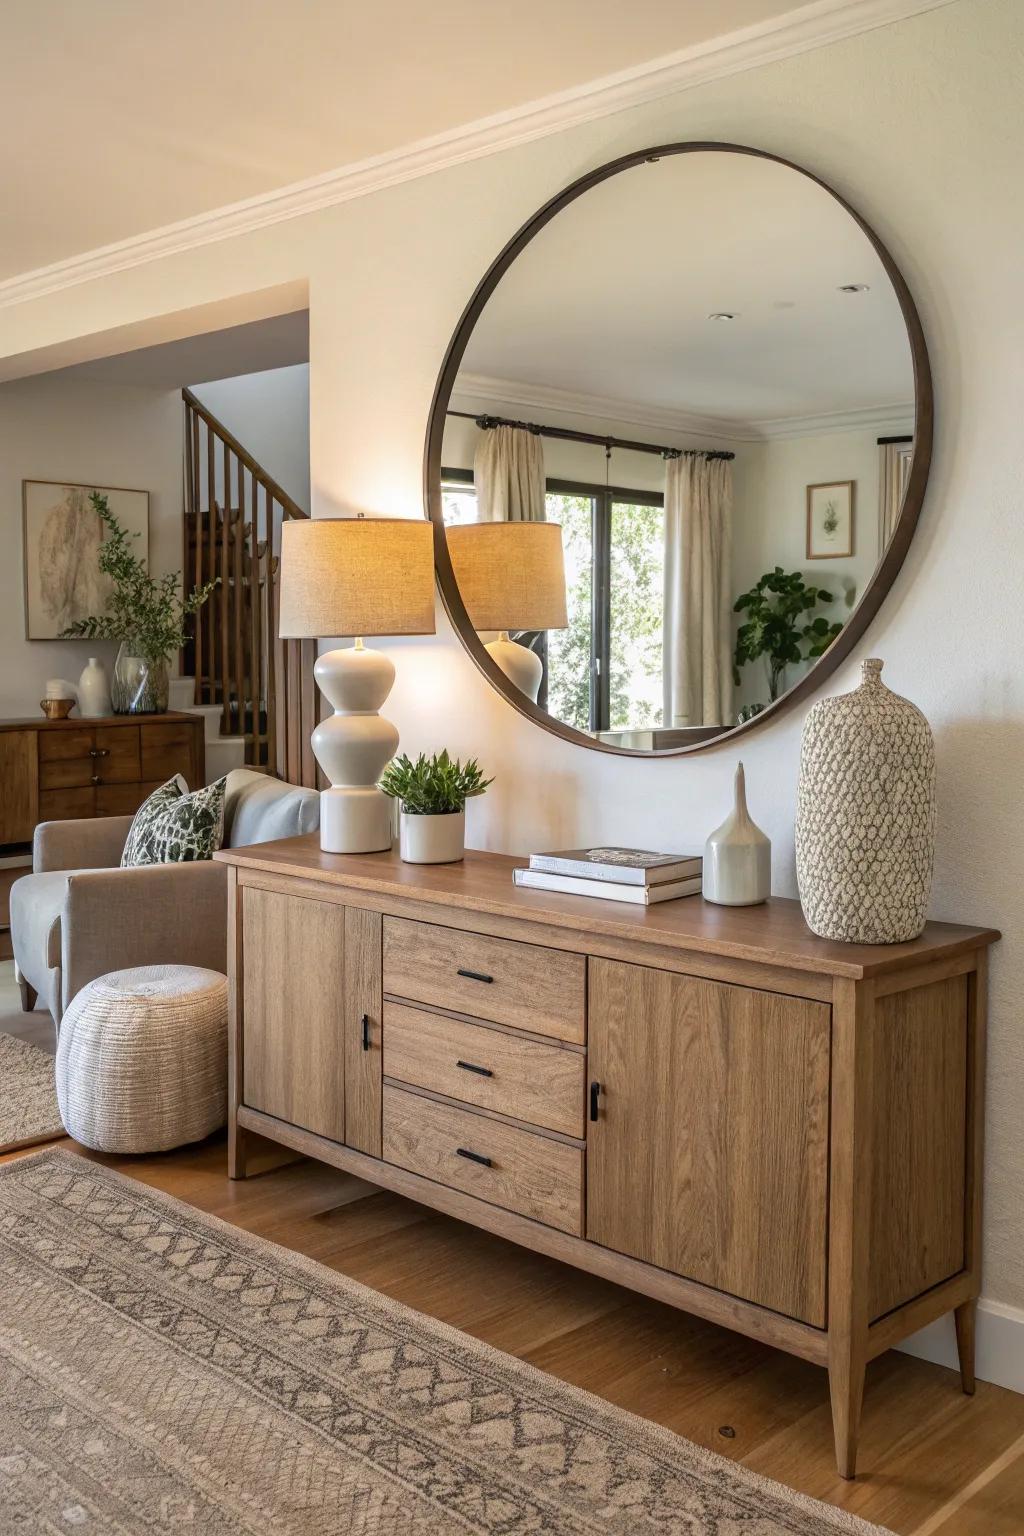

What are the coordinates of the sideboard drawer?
(382, 1001, 585, 1136)
(39, 755, 95, 791)
(382, 917, 586, 1042)
(382, 1084, 583, 1235)
(38, 729, 94, 763)
(141, 722, 196, 783)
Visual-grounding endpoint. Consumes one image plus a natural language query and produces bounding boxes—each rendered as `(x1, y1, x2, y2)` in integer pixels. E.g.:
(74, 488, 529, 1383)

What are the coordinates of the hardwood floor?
(3, 969, 1022, 1532)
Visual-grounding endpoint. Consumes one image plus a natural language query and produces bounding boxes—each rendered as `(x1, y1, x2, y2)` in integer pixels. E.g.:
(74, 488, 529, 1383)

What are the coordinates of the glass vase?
(111, 643, 170, 714)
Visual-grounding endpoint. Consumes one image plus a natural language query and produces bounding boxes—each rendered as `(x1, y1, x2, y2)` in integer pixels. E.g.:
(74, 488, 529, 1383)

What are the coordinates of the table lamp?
(278, 517, 435, 854)
(445, 522, 567, 701)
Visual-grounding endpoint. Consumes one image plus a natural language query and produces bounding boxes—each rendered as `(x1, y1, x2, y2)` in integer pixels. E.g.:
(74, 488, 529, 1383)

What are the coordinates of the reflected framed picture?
(806, 480, 854, 560)
(22, 480, 149, 640)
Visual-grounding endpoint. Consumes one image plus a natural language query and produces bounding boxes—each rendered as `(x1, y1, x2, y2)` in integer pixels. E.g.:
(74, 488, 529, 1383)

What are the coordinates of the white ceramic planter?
(399, 809, 465, 864)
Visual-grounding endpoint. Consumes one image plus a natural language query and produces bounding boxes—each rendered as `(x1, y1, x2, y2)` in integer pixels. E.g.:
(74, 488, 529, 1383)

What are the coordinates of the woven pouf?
(56, 965, 228, 1153)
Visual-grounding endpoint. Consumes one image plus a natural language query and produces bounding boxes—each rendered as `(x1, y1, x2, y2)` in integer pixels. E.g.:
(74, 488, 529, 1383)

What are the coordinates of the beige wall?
(0, 0, 1020, 1359)
(0, 375, 183, 716)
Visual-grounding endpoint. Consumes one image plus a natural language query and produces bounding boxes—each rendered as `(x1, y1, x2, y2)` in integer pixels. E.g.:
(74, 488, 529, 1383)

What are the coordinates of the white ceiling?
(59, 311, 309, 388)
(457, 152, 915, 428)
(2, 0, 867, 282)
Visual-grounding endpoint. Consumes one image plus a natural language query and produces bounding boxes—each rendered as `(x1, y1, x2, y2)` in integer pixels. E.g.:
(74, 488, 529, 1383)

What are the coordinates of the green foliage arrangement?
(733, 567, 844, 703)
(60, 492, 218, 661)
(379, 750, 493, 816)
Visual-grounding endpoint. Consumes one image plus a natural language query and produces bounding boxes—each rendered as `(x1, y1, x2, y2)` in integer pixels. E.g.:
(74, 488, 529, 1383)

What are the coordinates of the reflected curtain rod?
(446, 409, 735, 462)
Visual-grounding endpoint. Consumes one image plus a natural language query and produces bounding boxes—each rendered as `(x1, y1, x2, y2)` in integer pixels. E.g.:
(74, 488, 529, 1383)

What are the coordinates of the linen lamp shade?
(278, 517, 435, 639)
(445, 522, 567, 633)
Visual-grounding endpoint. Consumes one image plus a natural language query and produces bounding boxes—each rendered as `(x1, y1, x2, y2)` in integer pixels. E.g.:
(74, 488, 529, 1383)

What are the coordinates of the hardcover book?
(527, 846, 701, 886)
(514, 868, 703, 905)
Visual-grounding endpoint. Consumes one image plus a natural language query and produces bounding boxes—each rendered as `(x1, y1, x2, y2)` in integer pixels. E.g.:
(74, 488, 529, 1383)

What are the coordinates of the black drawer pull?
(456, 1059, 493, 1078)
(456, 1147, 492, 1168)
(590, 1081, 601, 1122)
(361, 1013, 370, 1052)
(457, 967, 493, 984)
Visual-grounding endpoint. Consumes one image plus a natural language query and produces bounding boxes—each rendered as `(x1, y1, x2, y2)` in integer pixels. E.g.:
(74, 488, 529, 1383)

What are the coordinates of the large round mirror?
(425, 144, 931, 755)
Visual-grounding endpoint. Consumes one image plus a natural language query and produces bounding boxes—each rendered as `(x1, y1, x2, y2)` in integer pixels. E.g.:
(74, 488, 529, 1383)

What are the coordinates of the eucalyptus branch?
(60, 492, 218, 661)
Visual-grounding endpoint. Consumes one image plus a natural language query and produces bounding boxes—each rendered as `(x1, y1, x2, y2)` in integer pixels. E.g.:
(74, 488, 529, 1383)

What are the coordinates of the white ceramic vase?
(77, 657, 111, 718)
(703, 762, 771, 906)
(399, 809, 465, 864)
(795, 657, 935, 943)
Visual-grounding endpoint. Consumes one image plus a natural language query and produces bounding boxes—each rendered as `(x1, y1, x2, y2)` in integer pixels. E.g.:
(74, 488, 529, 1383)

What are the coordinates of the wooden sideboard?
(0, 713, 206, 848)
(216, 836, 999, 1479)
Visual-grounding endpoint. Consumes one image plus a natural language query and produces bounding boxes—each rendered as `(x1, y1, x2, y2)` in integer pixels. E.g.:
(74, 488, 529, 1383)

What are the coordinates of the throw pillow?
(121, 775, 227, 867)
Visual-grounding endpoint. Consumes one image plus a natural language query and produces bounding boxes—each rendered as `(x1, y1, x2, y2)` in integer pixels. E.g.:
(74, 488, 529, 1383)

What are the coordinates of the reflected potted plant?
(732, 567, 843, 713)
(379, 750, 493, 864)
(61, 493, 217, 714)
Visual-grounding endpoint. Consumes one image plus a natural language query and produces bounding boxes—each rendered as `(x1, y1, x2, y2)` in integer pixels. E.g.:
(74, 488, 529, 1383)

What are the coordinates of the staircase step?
(189, 703, 231, 745)
(169, 676, 196, 710)
(204, 736, 247, 782)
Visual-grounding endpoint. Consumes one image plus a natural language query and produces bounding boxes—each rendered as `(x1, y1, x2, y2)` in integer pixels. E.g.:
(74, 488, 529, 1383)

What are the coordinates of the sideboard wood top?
(0, 712, 201, 731)
(216, 836, 999, 980)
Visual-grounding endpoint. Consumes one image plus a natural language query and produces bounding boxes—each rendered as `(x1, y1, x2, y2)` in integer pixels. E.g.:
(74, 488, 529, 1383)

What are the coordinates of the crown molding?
(0, 0, 953, 311)
(451, 373, 915, 444)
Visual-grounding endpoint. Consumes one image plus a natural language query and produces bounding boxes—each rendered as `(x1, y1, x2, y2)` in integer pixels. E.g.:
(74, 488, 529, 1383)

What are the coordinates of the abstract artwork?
(22, 480, 149, 639)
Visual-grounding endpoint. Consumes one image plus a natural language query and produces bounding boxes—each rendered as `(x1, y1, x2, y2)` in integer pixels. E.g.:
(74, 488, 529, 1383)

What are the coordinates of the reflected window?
(442, 469, 664, 734)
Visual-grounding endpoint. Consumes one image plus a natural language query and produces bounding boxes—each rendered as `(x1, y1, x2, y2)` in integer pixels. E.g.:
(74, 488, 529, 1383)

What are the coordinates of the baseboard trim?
(0, 0, 955, 310)
(899, 1297, 1024, 1395)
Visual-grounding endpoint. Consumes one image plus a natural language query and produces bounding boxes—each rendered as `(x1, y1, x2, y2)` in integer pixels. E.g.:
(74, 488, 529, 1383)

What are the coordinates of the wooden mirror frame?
(423, 141, 933, 758)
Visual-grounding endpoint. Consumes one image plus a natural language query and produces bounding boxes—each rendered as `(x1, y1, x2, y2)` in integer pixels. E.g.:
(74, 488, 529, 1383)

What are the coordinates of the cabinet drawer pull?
(456, 967, 493, 984)
(456, 1059, 493, 1078)
(590, 1081, 601, 1122)
(455, 1147, 492, 1168)
(361, 1013, 370, 1052)
(91, 775, 101, 786)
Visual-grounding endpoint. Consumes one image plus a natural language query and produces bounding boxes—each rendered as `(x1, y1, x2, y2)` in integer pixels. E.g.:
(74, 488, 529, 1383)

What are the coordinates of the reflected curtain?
(474, 425, 546, 522)
(878, 439, 914, 549)
(662, 454, 733, 728)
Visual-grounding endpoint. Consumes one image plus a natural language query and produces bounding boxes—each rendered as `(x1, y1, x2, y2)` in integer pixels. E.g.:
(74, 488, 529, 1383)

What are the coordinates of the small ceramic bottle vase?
(77, 657, 111, 718)
(703, 762, 771, 906)
(795, 658, 936, 943)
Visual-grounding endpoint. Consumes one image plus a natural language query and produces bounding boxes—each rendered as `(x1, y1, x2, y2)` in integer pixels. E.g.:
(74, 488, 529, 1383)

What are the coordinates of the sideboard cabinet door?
(241, 887, 347, 1141)
(587, 958, 831, 1326)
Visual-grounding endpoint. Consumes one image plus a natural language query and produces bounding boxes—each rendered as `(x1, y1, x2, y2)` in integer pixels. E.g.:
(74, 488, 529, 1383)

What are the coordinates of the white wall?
(192, 363, 310, 514)
(0, 375, 183, 716)
(0, 0, 1021, 1354)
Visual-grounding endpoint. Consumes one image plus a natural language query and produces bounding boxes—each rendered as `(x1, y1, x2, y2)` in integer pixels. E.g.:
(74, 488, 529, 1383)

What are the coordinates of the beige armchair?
(11, 768, 319, 1028)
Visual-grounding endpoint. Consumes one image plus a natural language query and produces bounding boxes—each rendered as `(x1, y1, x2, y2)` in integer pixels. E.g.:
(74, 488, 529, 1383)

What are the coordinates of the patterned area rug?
(0, 1033, 64, 1154)
(0, 1150, 891, 1535)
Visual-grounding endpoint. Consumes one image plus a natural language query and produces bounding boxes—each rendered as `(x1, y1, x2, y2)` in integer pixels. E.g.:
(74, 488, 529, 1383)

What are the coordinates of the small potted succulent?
(379, 750, 493, 864)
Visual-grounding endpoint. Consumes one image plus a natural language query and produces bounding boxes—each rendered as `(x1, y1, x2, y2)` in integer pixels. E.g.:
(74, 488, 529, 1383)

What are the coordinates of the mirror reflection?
(437, 149, 917, 749)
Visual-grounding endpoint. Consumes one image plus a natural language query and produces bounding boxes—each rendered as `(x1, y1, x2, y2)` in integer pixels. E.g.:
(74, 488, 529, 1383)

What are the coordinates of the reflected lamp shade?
(278, 517, 435, 639)
(445, 522, 567, 702)
(276, 517, 436, 856)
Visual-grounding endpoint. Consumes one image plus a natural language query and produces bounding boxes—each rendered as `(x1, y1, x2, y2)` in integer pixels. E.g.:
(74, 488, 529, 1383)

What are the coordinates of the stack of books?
(513, 846, 703, 905)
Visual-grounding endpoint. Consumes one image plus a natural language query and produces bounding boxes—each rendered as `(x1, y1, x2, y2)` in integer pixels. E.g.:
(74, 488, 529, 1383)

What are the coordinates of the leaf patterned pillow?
(121, 775, 227, 867)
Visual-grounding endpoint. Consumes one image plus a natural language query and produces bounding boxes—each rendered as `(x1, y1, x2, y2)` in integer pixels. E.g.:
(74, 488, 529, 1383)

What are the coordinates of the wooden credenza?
(0, 713, 206, 847)
(217, 837, 999, 1479)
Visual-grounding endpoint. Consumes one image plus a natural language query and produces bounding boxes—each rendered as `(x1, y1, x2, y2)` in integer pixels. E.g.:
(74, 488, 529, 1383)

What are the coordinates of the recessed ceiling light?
(838, 283, 870, 293)
(708, 311, 738, 321)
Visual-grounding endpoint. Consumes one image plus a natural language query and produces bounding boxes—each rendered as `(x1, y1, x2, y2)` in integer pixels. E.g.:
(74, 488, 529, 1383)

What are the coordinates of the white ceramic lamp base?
(485, 632, 543, 702)
(311, 642, 399, 854)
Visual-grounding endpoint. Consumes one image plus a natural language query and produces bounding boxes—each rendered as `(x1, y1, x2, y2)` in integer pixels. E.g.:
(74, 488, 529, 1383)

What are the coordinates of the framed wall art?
(22, 481, 149, 640)
(806, 480, 854, 560)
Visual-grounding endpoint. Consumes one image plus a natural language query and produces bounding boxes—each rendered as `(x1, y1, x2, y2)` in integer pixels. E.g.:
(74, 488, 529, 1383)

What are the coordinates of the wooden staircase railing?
(182, 387, 321, 786)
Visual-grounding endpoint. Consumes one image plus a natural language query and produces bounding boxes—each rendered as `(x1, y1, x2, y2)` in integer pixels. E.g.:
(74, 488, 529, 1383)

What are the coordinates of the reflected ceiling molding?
(451, 374, 915, 445)
(451, 374, 747, 444)
(0, 0, 955, 311)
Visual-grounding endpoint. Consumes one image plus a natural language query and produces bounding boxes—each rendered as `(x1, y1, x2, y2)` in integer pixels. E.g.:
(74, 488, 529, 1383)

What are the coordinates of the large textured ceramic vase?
(795, 658, 936, 943)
